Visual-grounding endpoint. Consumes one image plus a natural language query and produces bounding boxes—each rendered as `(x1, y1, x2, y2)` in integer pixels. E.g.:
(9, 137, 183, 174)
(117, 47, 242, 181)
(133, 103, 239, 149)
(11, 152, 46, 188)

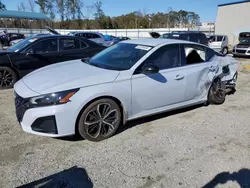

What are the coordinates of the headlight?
(27, 88, 79, 108)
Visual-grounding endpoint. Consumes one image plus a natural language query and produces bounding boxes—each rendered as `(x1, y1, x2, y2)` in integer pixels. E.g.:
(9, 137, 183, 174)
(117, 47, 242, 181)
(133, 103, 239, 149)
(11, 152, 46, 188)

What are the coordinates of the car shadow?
(117, 103, 204, 135)
(17, 166, 93, 188)
(202, 168, 250, 188)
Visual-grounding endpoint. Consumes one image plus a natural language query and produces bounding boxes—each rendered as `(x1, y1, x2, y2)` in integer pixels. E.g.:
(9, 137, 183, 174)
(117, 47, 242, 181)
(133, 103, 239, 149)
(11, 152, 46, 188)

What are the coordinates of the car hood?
(22, 59, 120, 94)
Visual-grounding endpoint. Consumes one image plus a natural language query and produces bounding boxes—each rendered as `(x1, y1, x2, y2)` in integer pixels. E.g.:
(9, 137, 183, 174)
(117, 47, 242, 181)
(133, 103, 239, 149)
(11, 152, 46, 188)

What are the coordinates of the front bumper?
(18, 104, 76, 137)
(14, 89, 79, 137)
(232, 48, 250, 56)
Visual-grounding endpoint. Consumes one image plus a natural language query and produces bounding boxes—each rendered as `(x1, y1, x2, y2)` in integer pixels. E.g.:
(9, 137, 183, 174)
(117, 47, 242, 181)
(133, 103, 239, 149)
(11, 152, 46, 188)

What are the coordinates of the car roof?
(172, 31, 205, 35)
(29, 34, 78, 39)
(73, 31, 102, 35)
(121, 38, 195, 47)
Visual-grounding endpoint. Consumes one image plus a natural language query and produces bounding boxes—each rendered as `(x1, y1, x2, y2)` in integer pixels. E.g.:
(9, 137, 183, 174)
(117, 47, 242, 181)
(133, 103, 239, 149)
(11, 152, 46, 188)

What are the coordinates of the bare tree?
(166, 7, 173, 29)
(35, 0, 55, 20)
(27, 0, 36, 12)
(17, 2, 26, 11)
(56, 0, 66, 21)
(0, 0, 6, 10)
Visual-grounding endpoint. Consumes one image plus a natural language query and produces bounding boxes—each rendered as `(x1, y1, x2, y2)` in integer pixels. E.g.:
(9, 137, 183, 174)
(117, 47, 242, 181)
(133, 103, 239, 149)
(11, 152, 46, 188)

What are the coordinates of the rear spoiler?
(44, 26, 61, 35)
(149, 32, 161, 38)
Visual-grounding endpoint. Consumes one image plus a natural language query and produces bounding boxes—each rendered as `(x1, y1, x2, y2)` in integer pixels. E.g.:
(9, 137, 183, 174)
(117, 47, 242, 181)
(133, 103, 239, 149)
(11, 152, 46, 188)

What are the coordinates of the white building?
(215, 0, 250, 45)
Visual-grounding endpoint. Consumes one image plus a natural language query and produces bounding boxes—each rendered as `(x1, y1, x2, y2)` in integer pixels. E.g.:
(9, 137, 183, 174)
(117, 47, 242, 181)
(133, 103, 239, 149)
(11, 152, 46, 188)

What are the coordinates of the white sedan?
(14, 39, 238, 142)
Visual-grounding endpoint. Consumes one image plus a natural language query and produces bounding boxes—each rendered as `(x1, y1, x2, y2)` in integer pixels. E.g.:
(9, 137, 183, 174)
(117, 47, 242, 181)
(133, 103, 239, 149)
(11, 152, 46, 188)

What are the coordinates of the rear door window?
(59, 38, 80, 51)
(183, 44, 206, 65)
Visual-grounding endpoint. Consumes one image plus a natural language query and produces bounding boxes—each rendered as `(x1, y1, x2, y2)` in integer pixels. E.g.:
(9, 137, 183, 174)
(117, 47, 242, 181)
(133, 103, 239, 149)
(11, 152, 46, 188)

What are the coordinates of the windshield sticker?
(135, 45, 152, 51)
(28, 38, 38, 43)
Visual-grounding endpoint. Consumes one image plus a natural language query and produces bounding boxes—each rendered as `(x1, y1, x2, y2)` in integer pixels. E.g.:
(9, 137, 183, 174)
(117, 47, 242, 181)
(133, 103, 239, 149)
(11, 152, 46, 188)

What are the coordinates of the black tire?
(221, 47, 228, 55)
(208, 78, 226, 105)
(78, 98, 121, 142)
(0, 66, 17, 89)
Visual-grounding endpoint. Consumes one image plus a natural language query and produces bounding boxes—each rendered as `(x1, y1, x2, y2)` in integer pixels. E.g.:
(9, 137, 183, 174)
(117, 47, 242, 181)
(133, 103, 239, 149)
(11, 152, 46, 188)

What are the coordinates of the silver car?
(14, 39, 238, 141)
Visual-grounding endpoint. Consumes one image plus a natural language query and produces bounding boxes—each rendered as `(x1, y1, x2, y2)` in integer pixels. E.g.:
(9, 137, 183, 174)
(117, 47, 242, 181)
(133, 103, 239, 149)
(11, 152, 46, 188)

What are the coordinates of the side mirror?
(142, 64, 159, 74)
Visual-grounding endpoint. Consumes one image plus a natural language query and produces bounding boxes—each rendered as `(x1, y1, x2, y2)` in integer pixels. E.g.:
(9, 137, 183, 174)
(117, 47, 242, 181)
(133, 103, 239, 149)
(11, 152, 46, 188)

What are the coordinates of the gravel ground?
(1, 58, 250, 188)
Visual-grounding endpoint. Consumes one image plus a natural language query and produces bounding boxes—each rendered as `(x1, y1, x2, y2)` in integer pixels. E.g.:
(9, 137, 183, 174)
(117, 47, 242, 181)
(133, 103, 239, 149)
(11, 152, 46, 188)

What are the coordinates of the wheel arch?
(75, 95, 126, 135)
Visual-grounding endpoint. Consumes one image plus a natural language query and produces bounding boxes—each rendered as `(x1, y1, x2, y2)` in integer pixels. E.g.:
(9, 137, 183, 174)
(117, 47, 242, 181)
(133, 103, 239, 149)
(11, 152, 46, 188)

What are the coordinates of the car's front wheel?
(0, 66, 17, 89)
(222, 47, 228, 55)
(78, 98, 121, 142)
(208, 78, 226, 104)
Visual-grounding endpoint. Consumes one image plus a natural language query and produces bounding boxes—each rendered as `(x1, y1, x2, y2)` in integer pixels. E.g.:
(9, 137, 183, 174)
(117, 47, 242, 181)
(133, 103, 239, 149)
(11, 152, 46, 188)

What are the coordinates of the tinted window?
(199, 34, 208, 45)
(189, 34, 199, 43)
(74, 33, 80, 37)
(180, 34, 189, 41)
(88, 43, 150, 70)
(143, 44, 180, 70)
(85, 33, 93, 39)
(81, 40, 88, 48)
(217, 36, 223, 41)
(184, 45, 206, 65)
(27, 39, 58, 53)
(93, 34, 101, 38)
(59, 38, 80, 51)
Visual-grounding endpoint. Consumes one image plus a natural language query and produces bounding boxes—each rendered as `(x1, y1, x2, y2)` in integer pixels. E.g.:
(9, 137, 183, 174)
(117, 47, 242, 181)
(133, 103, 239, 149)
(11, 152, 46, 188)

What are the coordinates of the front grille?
(236, 49, 247, 54)
(237, 44, 250, 48)
(14, 92, 28, 123)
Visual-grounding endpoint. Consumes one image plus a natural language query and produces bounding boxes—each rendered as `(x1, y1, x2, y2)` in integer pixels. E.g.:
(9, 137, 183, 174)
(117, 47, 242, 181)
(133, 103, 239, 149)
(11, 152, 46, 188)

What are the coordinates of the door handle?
(175, 74, 184, 80)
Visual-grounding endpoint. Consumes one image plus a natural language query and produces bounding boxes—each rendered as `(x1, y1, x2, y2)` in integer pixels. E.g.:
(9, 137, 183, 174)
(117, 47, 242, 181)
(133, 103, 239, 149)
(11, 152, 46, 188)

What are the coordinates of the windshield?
(240, 39, 250, 44)
(86, 43, 152, 71)
(8, 37, 37, 52)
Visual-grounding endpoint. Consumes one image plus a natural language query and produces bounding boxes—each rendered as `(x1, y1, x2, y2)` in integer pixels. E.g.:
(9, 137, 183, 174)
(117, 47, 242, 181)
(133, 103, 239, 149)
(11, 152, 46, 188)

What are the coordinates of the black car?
(149, 31, 208, 46)
(0, 33, 25, 46)
(0, 35, 105, 89)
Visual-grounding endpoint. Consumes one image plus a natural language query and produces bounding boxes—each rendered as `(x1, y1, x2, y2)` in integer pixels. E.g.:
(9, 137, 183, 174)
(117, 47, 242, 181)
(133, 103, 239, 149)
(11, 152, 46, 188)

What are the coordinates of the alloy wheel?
(84, 103, 119, 139)
(0, 69, 14, 88)
(212, 80, 224, 101)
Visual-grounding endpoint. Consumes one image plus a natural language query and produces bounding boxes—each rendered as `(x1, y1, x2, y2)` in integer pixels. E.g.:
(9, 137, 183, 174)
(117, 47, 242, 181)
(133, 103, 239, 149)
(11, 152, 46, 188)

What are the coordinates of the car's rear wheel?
(208, 78, 226, 104)
(78, 98, 121, 142)
(0, 66, 17, 89)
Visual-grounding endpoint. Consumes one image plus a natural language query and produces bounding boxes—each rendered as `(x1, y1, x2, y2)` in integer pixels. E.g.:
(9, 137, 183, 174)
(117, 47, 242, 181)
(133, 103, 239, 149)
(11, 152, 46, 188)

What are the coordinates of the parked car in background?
(14, 39, 238, 142)
(150, 31, 208, 46)
(118, 36, 131, 41)
(0, 35, 105, 89)
(232, 32, 250, 57)
(103, 34, 120, 45)
(208, 35, 229, 54)
(232, 38, 250, 57)
(0, 32, 25, 46)
(69, 31, 111, 47)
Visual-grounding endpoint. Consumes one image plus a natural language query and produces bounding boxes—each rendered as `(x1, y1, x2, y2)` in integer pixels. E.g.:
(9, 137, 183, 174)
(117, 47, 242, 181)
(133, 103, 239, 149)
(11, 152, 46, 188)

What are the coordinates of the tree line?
(0, 0, 200, 29)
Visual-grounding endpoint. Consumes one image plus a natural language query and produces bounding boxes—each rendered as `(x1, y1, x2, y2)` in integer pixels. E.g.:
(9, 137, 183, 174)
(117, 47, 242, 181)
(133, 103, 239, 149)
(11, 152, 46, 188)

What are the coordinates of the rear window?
(161, 34, 180, 39)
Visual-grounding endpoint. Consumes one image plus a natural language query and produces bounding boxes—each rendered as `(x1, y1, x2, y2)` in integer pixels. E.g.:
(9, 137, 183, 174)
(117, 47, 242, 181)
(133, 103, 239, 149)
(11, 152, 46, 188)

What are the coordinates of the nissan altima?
(14, 39, 238, 142)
